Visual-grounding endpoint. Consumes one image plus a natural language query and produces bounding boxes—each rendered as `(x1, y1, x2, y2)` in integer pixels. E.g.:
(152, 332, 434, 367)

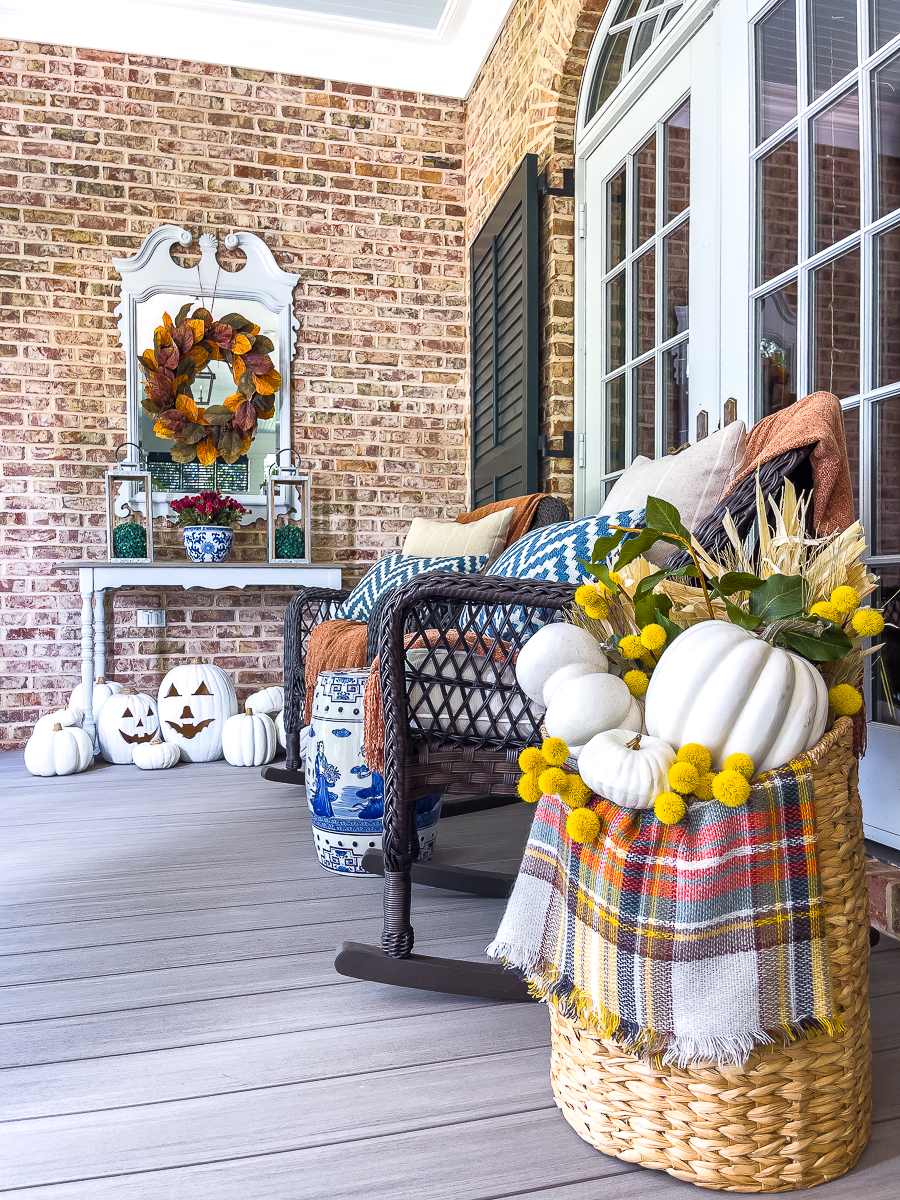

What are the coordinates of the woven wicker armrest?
(282, 586, 350, 768)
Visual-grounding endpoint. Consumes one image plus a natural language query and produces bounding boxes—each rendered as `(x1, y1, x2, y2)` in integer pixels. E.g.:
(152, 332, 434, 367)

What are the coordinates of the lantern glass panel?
(106, 470, 154, 561)
(267, 474, 310, 564)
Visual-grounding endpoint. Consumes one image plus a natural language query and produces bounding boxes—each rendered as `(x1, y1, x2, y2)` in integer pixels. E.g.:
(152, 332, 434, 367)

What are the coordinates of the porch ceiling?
(0, 0, 516, 97)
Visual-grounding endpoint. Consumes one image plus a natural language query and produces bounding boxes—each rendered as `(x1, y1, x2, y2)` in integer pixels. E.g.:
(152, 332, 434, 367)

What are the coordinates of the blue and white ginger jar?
(182, 526, 234, 563)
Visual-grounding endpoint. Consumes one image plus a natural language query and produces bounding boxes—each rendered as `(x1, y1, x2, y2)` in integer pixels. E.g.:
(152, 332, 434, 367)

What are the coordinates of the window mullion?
(859, 49, 875, 402)
(795, 0, 811, 401)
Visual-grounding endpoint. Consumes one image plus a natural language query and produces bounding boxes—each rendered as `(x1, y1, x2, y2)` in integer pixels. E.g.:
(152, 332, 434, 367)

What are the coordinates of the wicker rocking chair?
(333, 444, 821, 1001)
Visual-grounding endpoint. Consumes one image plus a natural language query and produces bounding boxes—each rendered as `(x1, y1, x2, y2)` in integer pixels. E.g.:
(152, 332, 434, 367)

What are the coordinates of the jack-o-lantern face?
(96, 689, 160, 765)
(157, 663, 238, 763)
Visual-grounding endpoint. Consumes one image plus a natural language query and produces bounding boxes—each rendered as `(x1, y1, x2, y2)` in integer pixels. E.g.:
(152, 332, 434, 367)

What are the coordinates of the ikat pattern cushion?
(479, 509, 645, 636)
(335, 552, 490, 623)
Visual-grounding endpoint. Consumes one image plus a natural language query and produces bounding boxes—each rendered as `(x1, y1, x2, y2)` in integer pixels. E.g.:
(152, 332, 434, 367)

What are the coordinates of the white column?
(78, 568, 95, 743)
(93, 588, 107, 682)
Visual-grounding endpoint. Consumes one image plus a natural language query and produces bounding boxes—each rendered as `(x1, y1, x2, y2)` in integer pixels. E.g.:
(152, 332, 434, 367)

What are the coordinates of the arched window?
(585, 0, 688, 124)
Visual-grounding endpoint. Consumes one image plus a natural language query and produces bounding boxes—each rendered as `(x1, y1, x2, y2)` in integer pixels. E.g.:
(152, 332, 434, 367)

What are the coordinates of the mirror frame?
(113, 226, 300, 519)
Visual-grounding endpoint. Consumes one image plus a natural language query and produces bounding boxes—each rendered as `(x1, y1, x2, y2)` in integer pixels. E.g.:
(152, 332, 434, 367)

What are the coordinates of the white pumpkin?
(24, 722, 93, 777)
(33, 705, 84, 735)
(244, 685, 284, 716)
(543, 662, 601, 707)
(157, 661, 237, 763)
(69, 676, 123, 719)
(516, 624, 608, 706)
(644, 621, 829, 774)
(222, 708, 276, 767)
(544, 672, 632, 746)
(578, 729, 676, 809)
(275, 709, 286, 750)
(623, 694, 646, 735)
(97, 687, 160, 764)
(133, 735, 181, 770)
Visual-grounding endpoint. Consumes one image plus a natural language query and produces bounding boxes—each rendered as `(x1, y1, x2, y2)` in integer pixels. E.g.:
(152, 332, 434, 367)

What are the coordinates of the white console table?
(54, 562, 342, 738)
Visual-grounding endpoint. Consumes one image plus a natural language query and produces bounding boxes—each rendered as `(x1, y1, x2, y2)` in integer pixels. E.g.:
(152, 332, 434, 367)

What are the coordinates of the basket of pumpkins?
(501, 486, 880, 1193)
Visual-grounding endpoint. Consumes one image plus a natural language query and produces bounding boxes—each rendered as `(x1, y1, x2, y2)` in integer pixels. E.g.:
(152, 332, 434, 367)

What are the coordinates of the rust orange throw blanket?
(303, 620, 368, 724)
(723, 391, 854, 533)
(455, 493, 550, 549)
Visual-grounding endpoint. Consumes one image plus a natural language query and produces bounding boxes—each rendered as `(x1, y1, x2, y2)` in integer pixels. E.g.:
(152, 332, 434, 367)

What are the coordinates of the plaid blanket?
(487, 756, 838, 1067)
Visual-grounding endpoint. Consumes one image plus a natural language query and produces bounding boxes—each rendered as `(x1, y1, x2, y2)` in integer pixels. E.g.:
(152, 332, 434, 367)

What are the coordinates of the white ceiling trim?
(0, 0, 516, 98)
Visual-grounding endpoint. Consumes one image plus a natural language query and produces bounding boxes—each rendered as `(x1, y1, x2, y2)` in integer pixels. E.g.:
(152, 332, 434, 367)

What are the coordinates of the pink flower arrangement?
(169, 491, 250, 528)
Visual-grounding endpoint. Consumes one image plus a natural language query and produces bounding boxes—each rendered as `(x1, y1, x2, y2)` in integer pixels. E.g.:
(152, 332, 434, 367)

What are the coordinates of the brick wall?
(465, 0, 609, 508)
(0, 40, 467, 748)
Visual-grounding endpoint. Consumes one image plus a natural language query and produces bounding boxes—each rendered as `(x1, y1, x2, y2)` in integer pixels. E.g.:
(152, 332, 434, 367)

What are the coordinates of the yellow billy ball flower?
(574, 584, 597, 608)
(566, 806, 601, 845)
(654, 792, 686, 824)
(584, 596, 609, 620)
(541, 737, 570, 767)
(675, 743, 712, 774)
(667, 761, 699, 795)
(619, 634, 645, 660)
(851, 608, 885, 637)
(565, 775, 592, 808)
(809, 600, 841, 624)
(518, 746, 546, 774)
(693, 772, 716, 801)
(623, 669, 649, 697)
(712, 769, 751, 807)
(722, 752, 755, 780)
(517, 772, 543, 804)
(640, 623, 667, 652)
(830, 586, 860, 616)
(608, 571, 623, 587)
(538, 767, 570, 797)
(828, 684, 863, 715)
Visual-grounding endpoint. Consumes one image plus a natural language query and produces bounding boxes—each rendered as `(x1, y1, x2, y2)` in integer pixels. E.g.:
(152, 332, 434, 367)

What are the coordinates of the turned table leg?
(93, 588, 107, 683)
(78, 569, 95, 744)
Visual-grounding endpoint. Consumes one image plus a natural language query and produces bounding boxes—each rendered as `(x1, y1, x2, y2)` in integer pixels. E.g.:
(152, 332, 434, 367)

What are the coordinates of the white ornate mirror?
(113, 227, 300, 519)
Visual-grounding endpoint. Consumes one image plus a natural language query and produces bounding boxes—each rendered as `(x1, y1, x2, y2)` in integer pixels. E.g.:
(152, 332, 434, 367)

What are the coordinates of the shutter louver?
(470, 155, 539, 506)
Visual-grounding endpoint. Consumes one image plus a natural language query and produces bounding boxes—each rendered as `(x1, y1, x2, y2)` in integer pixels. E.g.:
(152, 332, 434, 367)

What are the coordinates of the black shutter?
(470, 154, 539, 507)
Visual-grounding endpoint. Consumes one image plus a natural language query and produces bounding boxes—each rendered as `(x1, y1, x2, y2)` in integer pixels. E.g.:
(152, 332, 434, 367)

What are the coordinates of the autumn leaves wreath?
(139, 304, 281, 467)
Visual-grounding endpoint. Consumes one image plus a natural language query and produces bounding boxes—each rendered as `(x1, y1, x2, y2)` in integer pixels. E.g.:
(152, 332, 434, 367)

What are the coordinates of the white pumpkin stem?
(120, 686, 137, 695)
(150, 735, 164, 745)
(246, 707, 254, 716)
(191, 657, 203, 665)
(97, 676, 106, 684)
(626, 734, 642, 750)
(53, 722, 62, 732)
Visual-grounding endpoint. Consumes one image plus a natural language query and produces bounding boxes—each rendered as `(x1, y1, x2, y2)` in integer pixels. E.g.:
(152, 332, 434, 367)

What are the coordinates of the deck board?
(1, 752, 897, 1199)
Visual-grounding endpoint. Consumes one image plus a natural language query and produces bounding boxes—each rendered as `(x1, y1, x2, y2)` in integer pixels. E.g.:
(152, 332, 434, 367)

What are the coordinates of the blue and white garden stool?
(305, 669, 442, 874)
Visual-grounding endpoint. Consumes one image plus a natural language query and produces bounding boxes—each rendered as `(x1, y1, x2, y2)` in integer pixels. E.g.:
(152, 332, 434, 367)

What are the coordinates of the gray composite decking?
(0, 752, 897, 1199)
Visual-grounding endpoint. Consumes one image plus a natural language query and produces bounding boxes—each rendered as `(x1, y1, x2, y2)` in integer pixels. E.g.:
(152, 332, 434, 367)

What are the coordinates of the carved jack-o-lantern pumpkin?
(156, 660, 238, 762)
(96, 686, 160, 765)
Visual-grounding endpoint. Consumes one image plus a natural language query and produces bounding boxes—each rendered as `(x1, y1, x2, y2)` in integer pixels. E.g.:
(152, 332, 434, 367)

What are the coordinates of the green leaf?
(614, 527, 663, 569)
(180, 422, 206, 445)
(778, 622, 853, 662)
(723, 597, 760, 630)
(644, 495, 691, 544)
(713, 571, 765, 595)
(590, 529, 627, 563)
(634, 594, 674, 628)
(203, 405, 234, 426)
(748, 574, 808, 622)
(174, 301, 192, 325)
(657, 609, 682, 646)
(578, 558, 616, 591)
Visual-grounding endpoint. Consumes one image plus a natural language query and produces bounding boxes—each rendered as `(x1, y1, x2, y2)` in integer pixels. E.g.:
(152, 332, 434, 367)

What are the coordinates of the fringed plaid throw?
(487, 756, 837, 1067)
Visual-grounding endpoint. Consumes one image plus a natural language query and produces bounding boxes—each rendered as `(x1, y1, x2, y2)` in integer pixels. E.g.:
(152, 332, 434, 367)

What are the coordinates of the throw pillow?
(481, 509, 645, 636)
(335, 553, 489, 623)
(403, 506, 514, 566)
(598, 422, 747, 565)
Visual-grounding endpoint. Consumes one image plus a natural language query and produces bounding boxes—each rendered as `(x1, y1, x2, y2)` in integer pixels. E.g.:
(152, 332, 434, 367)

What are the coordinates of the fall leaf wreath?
(139, 303, 281, 466)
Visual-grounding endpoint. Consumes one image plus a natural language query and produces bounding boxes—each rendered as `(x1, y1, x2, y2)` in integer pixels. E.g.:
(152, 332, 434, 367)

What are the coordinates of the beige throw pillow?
(403, 507, 515, 566)
(599, 422, 747, 566)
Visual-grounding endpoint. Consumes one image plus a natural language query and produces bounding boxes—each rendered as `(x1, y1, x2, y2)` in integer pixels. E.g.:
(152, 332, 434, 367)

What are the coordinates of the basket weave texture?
(549, 717, 871, 1192)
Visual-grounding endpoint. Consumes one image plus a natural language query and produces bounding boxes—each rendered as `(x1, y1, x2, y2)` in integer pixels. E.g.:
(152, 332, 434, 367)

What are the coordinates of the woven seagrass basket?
(549, 717, 871, 1193)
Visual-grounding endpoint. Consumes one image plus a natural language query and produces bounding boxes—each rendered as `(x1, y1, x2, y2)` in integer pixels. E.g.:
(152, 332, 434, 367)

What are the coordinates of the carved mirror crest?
(113, 227, 300, 515)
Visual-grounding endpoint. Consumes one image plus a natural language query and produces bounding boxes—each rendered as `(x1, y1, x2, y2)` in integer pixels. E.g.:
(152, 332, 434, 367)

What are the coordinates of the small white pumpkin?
(275, 709, 286, 750)
(244, 685, 284, 716)
(516, 624, 608, 706)
(578, 729, 676, 809)
(644, 620, 829, 773)
(544, 672, 632, 747)
(97, 687, 160, 764)
(24, 722, 93, 777)
(69, 676, 123, 719)
(157, 660, 238, 763)
(542, 662, 601, 707)
(623, 694, 646, 735)
(33, 705, 84, 735)
(133, 735, 181, 770)
(222, 708, 277, 767)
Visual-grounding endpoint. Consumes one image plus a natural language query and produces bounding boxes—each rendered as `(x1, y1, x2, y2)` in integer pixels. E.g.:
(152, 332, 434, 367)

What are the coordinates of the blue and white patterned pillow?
(480, 508, 645, 636)
(336, 552, 489, 623)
